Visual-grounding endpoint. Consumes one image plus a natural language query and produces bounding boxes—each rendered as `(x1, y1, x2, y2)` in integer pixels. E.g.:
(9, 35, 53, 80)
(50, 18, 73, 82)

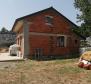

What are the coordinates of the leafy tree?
(0, 27, 9, 33)
(74, 0, 91, 37)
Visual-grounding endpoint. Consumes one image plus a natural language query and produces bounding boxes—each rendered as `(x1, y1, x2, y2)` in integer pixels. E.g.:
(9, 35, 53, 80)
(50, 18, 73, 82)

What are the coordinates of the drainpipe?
(22, 20, 30, 58)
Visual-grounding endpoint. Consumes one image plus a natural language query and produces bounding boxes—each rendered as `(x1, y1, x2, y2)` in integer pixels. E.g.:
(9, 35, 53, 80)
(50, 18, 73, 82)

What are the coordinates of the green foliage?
(0, 27, 9, 33)
(74, 0, 91, 37)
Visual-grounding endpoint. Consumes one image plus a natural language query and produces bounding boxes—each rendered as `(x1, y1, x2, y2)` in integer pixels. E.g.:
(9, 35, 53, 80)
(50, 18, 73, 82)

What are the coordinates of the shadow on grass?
(30, 53, 80, 61)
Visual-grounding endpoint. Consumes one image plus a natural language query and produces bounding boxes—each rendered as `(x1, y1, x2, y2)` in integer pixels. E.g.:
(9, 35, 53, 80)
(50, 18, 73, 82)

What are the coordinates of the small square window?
(45, 16, 53, 25)
(57, 36, 65, 47)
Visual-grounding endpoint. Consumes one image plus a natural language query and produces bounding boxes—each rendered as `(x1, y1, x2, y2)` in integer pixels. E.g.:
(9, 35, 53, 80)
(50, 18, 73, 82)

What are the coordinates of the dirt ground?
(0, 58, 90, 84)
(0, 48, 8, 53)
(0, 52, 23, 61)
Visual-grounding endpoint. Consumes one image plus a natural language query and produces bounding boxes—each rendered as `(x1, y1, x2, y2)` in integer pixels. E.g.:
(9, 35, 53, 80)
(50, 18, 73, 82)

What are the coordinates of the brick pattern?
(16, 8, 80, 59)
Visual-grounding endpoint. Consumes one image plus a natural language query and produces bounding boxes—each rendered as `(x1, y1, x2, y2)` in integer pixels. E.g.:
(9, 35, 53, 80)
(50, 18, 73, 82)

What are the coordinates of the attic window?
(45, 16, 53, 25)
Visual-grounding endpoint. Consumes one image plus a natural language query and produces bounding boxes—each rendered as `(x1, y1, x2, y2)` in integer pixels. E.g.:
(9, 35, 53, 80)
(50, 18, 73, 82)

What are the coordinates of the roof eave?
(12, 20, 23, 32)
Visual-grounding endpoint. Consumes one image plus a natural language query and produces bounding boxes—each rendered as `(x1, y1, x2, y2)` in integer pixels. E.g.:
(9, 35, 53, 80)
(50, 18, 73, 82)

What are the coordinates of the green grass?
(55, 58, 77, 64)
(59, 66, 85, 74)
(0, 58, 90, 84)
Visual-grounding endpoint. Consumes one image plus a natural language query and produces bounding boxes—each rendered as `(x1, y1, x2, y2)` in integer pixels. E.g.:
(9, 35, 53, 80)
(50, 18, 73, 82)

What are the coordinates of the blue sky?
(0, 0, 79, 30)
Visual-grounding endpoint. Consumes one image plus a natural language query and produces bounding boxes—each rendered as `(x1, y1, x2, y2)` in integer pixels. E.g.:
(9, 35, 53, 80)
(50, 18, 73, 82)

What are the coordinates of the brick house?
(12, 7, 84, 59)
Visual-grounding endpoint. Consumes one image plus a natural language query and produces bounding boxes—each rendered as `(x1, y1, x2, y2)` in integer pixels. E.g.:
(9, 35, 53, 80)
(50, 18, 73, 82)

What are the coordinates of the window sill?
(45, 23, 53, 27)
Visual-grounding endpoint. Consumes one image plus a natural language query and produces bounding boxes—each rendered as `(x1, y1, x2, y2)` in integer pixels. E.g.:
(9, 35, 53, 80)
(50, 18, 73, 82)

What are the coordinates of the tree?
(74, 0, 91, 37)
(0, 27, 9, 33)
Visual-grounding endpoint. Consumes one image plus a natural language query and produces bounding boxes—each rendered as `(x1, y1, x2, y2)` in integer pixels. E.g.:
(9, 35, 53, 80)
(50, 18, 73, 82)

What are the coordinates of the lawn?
(0, 58, 90, 84)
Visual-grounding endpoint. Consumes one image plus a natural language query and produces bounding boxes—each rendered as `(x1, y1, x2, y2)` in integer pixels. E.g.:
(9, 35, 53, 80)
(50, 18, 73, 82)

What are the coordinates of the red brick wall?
(29, 35, 80, 57)
(25, 9, 71, 34)
(29, 35, 50, 56)
(17, 9, 80, 58)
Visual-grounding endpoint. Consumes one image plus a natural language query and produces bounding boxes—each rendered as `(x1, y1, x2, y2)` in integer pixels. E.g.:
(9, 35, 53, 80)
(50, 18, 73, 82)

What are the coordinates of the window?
(75, 40, 78, 44)
(45, 16, 53, 25)
(35, 48, 43, 59)
(57, 36, 66, 47)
